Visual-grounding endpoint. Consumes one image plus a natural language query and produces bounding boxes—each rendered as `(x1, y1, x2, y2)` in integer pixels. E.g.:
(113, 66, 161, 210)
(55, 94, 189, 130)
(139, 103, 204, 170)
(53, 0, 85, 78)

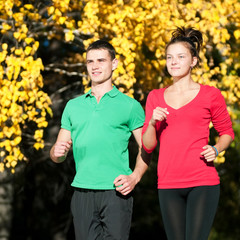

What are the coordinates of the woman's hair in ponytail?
(166, 27, 203, 67)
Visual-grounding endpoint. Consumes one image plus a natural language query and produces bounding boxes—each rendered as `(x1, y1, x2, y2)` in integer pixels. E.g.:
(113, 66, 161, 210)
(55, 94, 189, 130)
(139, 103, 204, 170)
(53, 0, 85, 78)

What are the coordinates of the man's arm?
(50, 128, 72, 163)
(113, 127, 151, 195)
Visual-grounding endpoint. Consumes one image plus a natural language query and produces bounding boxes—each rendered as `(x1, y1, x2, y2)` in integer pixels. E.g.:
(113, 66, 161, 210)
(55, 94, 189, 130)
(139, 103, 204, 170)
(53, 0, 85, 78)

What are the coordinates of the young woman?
(142, 27, 234, 240)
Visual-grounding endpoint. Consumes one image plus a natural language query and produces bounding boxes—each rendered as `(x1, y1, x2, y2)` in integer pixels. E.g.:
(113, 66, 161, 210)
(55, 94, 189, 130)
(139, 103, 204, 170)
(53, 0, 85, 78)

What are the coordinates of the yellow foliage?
(0, 0, 239, 172)
(0, 1, 52, 172)
(77, 0, 240, 102)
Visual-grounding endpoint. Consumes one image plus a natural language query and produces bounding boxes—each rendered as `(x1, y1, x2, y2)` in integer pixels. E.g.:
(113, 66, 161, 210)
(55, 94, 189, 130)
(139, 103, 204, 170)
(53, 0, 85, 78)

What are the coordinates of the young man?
(50, 40, 150, 240)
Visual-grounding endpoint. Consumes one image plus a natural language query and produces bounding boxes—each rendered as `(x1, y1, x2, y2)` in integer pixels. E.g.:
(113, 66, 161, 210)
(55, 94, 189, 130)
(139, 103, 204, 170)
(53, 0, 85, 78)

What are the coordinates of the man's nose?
(92, 62, 100, 69)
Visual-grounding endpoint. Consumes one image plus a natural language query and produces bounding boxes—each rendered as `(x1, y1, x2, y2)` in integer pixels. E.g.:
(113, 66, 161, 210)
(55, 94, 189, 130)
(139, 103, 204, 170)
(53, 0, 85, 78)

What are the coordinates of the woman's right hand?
(149, 107, 169, 126)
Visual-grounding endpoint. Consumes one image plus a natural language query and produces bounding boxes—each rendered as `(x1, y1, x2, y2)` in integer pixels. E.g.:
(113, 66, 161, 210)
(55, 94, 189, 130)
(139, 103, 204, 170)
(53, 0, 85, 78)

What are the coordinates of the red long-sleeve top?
(142, 84, 234, 189)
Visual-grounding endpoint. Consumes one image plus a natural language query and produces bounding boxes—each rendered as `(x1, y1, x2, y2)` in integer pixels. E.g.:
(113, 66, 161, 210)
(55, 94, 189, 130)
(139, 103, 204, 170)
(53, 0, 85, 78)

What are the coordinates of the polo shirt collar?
(85, 86, 119, 98)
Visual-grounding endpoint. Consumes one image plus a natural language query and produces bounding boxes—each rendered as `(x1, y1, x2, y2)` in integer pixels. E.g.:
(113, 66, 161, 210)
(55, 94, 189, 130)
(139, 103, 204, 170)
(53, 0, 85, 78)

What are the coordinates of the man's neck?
(91, 82, 113, 103)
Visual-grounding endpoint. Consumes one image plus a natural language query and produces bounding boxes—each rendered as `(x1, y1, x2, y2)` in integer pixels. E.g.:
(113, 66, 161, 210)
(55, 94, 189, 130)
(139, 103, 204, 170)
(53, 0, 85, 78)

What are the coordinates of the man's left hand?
(113, 174, 138, 196)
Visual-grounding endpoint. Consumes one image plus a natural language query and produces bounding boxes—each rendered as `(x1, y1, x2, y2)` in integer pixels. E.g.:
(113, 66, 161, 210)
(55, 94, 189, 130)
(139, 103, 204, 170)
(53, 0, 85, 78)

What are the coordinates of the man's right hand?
(53, 140, 72, 157)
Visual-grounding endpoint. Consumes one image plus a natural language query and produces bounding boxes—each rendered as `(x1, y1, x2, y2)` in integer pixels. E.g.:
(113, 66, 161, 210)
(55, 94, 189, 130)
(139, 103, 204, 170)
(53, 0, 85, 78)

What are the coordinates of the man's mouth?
(92, 71, 101, 75)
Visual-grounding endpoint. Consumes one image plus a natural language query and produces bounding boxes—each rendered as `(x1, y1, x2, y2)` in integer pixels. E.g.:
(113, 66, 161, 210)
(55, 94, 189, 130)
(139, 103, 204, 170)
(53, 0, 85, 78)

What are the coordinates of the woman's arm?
(142, 107, 169, 150)
(200, 134, 233, 162)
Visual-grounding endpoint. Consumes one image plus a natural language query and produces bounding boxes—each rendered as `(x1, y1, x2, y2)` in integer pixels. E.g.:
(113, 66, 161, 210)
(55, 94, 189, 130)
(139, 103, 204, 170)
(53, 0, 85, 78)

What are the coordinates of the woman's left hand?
(200, 145, 218, 162)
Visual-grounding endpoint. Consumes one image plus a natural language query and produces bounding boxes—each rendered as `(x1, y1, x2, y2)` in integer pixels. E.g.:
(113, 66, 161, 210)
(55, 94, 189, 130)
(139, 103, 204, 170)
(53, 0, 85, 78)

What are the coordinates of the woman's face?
(166, 42, 197, 79)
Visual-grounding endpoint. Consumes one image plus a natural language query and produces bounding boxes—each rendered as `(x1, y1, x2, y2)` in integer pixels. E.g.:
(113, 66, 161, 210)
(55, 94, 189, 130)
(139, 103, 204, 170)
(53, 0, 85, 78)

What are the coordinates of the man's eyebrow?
(86, 58, 107, 62)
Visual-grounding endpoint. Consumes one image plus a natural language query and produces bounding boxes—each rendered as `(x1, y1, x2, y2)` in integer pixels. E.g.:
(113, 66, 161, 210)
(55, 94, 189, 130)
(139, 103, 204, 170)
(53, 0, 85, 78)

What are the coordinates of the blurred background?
(0, 0, 239, 239)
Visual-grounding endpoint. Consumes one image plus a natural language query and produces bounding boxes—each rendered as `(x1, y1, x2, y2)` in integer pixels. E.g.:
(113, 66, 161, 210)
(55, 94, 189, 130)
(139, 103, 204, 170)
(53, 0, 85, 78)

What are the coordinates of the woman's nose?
(171, 57, 177, 64)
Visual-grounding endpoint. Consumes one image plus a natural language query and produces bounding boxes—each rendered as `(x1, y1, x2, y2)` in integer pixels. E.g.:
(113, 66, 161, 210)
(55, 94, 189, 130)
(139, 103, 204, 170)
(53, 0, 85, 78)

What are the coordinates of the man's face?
(86, 49, 118, 86)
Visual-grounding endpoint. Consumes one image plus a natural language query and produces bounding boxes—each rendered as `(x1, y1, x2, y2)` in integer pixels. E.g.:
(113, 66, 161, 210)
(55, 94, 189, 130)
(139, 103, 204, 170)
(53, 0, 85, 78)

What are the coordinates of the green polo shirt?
(61, 86, 145, 190)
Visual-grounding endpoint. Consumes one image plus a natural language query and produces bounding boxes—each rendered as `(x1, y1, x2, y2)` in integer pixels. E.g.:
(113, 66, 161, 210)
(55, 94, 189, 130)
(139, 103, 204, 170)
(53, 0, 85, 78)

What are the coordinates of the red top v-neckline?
(163, 84, 202, 111)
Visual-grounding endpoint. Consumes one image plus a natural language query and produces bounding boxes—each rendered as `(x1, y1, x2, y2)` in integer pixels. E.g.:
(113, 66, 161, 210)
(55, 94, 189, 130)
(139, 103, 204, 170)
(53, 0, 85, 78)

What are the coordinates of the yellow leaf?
(21, 113, 28, 120)
(5, 141, 12, 152)
(38, 121, 48, 128)
(32, 41, 39, 52)
(34, 129, 43, 140)
(24, 4, 34, 10)
(13, 12, 24, 23)
(0, 151, 5, 157)
(13, 32, 20, 40)
(13, 65, 21, 80)
(55, 8, 62, 17)
(59, 16, 66, 24)
(21, 24, 28, 33)
(48, 6, 55, 15)
(46, 107, 53, 117)
(11, 160, 18, 168)
(2, 23, 12, 30)
(13, 136, 22, 145)
(2, 43, 8, 50)
(34, 142, 44, 150)
(65, 30, 74, 41)
(234, 29, 240, 40)
(15, 48, 23, 55)
(24, 46, 32, 55)
(25, 37, 34, 44)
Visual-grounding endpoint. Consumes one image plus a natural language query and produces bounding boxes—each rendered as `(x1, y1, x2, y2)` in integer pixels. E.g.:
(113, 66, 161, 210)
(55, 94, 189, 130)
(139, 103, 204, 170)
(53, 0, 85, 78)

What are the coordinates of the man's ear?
(112, 58, 118, 71)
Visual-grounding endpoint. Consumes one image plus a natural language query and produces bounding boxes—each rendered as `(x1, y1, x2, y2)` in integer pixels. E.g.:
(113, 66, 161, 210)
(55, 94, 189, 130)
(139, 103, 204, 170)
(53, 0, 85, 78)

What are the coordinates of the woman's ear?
(191, 56, 198, 68)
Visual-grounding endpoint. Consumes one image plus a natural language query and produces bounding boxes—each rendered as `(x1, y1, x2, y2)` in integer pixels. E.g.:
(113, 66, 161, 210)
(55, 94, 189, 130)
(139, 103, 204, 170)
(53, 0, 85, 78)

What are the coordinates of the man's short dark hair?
(86, 40, 116, 60)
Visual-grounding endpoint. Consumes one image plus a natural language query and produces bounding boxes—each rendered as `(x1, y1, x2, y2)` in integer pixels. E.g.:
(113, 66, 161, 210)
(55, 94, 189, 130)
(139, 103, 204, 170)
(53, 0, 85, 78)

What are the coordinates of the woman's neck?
(171, 76, 198, 92)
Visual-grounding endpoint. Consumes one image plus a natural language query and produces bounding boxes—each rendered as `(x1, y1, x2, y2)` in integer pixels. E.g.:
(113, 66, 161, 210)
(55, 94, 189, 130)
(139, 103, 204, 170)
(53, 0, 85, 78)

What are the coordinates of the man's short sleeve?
(128, 100, 145, 131)
(61, 102, 72, 131)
